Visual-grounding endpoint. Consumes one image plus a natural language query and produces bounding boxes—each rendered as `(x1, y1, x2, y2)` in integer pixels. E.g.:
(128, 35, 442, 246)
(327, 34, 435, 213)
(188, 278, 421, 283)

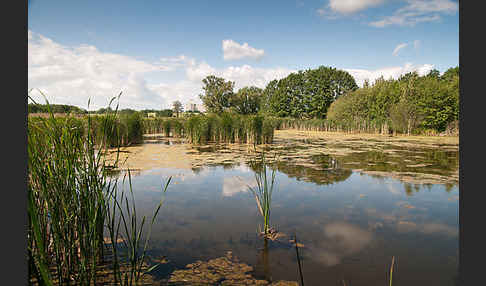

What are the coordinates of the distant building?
(184, 101, 206, 113)
(147, 112, 156, 118)
(185, 102, 198, 112)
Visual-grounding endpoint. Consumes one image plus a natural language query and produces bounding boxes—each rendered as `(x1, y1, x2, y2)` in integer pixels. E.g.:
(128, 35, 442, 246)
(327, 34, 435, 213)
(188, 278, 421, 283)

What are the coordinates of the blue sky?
(28, 0, 459, 110)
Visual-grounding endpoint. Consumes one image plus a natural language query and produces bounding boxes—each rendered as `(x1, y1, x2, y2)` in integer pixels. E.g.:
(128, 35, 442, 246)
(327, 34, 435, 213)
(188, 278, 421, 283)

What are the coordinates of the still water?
(113, 151, 458, 286)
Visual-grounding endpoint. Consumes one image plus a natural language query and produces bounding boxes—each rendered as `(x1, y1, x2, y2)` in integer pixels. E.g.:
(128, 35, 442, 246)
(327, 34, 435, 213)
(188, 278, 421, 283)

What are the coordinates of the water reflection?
(307, 222, 374, 267)
(270, 159, 352, 186)
(222, 175, 256, 197)
(108, 157, 458, 285)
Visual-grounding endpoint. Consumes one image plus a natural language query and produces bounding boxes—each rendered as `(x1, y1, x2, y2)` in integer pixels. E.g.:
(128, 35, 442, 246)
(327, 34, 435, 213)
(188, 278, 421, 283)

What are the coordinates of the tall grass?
(143, 113, 277, 145)
(248, 152, 277, 236)
(28, 103, 109, 284)
(28, 96, 169, 285)
(104, 170, 171, 285)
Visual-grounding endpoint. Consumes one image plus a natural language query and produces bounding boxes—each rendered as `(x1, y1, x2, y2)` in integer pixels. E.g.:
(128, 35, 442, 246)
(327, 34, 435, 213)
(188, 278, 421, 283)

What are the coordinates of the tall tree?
(265, 66, 358, 119)
(229, 86, 263, 114)
(199, 75, 235, 114)
(172, 100, 183, 117)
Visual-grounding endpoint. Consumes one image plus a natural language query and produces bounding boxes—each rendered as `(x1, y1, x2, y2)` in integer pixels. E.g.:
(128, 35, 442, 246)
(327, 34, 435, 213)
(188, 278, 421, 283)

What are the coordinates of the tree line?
(198, 65, 459, 135)
(326, 67, 459, 134)
(198, 66, 358, 119)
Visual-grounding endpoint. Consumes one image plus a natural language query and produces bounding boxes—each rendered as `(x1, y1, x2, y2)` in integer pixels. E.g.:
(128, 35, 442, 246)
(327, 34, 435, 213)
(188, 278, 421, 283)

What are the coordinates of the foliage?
(199, 75, 235, 113)
(229, 86, 263, 115)
(265, 66, 358, 119)
(327, 67, 459, 134)
(28, 103, 87, 114)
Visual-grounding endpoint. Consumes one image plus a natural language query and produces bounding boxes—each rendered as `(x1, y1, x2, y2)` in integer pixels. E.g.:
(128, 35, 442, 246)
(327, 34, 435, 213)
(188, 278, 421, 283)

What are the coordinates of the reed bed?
(273, 117, 392, 134)
(28, 100, 169, 286)
(142, 113, 278, 145)
(28, 112, 145, 148)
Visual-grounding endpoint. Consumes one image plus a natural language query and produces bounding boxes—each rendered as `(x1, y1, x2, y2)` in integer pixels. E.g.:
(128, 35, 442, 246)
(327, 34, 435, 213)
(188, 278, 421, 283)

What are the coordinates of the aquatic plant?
(294, 233, 305, 286)
(105, 170, 171, 285)
(28, 99, 111, 285)
(248, 151, 277, 237)
(389, 256, 395, 286)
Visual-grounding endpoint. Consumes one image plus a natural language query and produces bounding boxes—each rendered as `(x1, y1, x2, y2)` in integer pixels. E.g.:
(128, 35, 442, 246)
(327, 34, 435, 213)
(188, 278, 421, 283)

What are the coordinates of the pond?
(108, 131, 459, 286)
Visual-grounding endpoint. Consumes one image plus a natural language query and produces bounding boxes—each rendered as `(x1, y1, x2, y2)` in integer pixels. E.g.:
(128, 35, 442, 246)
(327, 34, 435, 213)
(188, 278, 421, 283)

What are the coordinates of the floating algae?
(167, 251, 298, 285)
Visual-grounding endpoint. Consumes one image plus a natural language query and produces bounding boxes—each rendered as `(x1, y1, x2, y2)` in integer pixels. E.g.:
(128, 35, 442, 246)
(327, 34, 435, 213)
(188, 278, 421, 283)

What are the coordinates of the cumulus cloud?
(28, 30, 178, 110)
(184, 58, 294, 90)
(318, 0, 384, 18)
(369, 0, 458, 27)
(222, 39, 265, 61)
(345, 62, 434, 87)
(28, 31, 290, 110)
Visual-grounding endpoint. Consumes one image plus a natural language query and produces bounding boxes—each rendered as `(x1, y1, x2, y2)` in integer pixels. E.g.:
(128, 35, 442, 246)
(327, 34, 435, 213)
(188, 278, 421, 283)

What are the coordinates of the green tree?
(230, 86, 262, 114)
(265, 66, 358, 119)
(199, 75, 235, 114)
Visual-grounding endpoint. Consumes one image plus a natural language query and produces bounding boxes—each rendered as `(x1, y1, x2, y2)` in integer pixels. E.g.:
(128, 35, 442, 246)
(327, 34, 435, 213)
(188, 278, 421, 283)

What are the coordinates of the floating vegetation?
(167, 251, 298, 285)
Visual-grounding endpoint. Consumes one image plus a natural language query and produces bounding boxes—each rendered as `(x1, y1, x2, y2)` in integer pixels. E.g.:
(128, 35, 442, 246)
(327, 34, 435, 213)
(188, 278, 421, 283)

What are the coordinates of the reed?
(389, 256, 395, 286)
(28, 99, 111, 285)
(104, 170, 171, 285)
(28, 96, 169, 285)
(180, 113, 277, 145)
(248, 151, 277, 236)
(272, 117, 390, 134)
(294, 233, 305, 286)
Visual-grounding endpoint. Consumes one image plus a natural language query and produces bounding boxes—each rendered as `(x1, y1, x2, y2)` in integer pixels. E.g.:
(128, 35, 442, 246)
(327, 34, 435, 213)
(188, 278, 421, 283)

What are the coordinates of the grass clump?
(28, 96, 169, 286)
(248, 151, 277, 237)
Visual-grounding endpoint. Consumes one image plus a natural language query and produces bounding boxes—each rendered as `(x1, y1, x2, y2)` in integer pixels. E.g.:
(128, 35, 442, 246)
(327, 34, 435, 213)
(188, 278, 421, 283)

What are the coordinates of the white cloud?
(186, 61, 217, 82)
(222, 39, 265, 61)
(28, 30, 179, 110)
(369, 0, 458, 27)
(318, 0, 384, 18)
(392, 43, 408, 56)
(329, 0, 384, 14)
(345, 62, 434, 86)
(28, 30, 293, 110)
(220, 65, 294, 89)
(184, 58, 294, 90)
